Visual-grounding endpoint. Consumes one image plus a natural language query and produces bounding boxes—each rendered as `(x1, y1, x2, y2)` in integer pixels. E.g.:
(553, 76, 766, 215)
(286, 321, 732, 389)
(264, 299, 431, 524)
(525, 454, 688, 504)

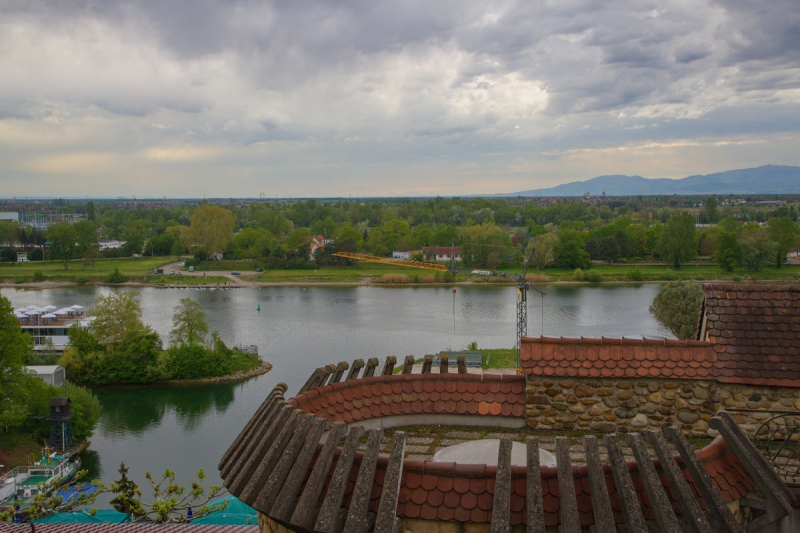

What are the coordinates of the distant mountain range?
(505, 165, 800, 197)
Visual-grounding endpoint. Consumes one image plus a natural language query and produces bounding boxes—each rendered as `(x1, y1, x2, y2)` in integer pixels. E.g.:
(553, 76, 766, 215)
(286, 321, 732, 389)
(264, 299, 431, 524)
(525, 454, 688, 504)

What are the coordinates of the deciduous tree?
(658, 212, 697, 268)
(716, 231, 741, 272)
(528, 233, 557, 271)
(554, 229, 590, 269)
(649, 282, 704, 340)
(90, 291, 149, 348)
(47, 222, 77, 269)
(740, 229, 776, 272)
(767, 217, 796, 268)
(170, 298, 209, 347)
(180, 205, 235, 258)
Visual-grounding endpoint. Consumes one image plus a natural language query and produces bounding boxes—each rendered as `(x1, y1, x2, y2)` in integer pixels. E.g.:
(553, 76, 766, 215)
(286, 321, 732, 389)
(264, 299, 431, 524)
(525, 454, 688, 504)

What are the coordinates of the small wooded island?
(0, 291, 267, 470)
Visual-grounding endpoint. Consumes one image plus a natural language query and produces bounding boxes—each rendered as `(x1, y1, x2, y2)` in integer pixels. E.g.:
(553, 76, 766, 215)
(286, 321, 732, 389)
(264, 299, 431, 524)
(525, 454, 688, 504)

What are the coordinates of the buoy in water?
(257, 304, 261, 312)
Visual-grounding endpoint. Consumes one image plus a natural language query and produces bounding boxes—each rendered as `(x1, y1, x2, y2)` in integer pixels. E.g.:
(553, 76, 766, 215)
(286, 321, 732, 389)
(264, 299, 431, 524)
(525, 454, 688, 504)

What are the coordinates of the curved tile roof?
(289, 373, 527, 422)
(219, 362, 783, 532)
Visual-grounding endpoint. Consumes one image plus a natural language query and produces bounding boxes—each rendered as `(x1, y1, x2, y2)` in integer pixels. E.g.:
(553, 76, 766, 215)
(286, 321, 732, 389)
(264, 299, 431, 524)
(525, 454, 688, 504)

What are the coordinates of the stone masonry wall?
(526, 377, 800, 437)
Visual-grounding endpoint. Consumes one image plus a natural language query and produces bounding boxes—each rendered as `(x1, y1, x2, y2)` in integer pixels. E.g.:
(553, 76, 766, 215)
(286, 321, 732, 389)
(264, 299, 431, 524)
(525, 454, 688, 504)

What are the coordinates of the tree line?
(0, 196, 797, 271)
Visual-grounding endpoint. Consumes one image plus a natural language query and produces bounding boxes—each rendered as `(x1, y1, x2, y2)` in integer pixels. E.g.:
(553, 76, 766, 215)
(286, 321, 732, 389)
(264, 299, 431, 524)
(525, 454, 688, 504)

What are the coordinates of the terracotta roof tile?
(699, 284, 800, 386)
(520, 336, 717, 381)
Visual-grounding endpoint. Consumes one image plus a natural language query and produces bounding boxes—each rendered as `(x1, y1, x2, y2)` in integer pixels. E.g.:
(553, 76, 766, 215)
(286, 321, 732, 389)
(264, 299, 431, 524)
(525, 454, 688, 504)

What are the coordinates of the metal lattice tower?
(49, 413, 75, 451)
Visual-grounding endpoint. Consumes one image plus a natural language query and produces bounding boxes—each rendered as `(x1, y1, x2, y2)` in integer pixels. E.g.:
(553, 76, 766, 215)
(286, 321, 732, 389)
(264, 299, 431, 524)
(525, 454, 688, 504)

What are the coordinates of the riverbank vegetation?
(0, 195, 797, 285)
(57, 293, 260, 384)
(0, 295, 101, 461)
(649, 282, 705, 340)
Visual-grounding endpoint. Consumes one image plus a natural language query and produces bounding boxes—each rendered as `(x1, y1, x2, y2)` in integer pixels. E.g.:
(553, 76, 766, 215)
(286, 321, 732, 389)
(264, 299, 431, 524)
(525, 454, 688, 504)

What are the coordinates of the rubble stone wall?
(525, 376, 799, 437)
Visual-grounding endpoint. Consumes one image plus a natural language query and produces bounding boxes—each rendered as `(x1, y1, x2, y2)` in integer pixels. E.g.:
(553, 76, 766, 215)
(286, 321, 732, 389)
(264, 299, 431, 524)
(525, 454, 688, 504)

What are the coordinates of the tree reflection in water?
(94, 382, 238, 436)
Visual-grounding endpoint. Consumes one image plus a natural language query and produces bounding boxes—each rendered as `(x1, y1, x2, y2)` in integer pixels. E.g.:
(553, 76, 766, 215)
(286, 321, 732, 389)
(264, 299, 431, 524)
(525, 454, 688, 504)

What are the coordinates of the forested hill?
(507, 165, 800, 196)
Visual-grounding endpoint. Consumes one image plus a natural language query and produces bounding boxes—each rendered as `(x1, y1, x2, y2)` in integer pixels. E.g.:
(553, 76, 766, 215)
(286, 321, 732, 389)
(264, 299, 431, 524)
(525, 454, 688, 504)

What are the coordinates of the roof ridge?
(522, 336, 712, 347)
(703, 283, 800, 292)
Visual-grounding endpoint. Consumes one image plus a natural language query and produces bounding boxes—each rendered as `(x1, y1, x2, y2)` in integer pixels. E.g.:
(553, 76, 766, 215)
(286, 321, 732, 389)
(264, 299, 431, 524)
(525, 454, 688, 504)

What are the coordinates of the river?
(2, 284, 669, 497)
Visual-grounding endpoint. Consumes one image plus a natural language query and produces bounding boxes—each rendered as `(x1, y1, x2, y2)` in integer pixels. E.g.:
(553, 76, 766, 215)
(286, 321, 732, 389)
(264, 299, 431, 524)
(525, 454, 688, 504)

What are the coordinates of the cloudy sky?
(1, 1, 799, 197)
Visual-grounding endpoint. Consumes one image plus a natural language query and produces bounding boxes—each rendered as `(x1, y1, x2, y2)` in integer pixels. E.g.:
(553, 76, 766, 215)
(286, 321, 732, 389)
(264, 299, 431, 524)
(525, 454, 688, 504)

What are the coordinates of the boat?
(13, 304, 92, 353)
(0, 446, 82, 507)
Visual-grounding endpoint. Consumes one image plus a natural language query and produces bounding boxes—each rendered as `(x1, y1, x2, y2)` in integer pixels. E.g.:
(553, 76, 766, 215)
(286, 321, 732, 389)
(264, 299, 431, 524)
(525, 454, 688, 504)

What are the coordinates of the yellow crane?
(333, 252, 447, 272)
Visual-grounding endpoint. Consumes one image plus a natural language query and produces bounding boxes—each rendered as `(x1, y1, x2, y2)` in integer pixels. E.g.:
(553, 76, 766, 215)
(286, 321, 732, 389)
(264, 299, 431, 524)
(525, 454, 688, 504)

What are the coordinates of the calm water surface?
(2, 284, 669, 496)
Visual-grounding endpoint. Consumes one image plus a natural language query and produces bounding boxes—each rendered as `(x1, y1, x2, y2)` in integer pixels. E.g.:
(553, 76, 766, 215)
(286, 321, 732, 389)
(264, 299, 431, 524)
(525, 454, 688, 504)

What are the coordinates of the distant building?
(0, 212, 19, 222)
(422, 246, 461, 262)
(26, 365, 66, 387)
(98, 239, 126, 250)
(392, 250, 410, 260)
(309, 235, 332, 261)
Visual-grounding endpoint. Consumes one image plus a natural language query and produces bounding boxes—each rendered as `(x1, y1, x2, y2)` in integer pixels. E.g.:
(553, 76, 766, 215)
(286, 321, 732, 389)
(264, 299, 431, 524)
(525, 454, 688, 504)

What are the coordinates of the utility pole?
(452, 289, 456, 333)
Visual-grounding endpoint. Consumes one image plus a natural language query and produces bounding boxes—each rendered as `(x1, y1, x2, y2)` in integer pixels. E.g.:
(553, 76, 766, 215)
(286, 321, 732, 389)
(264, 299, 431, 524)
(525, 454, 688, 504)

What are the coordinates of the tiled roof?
(400, 435, 754, 526)
(220, 370, 770, 531)
(308, 433, 753, 527)
(289, 373, 527, 422)
(520, 336, 718, 380)
(700, 284, 800, 387)
(0, 526, 256, 532)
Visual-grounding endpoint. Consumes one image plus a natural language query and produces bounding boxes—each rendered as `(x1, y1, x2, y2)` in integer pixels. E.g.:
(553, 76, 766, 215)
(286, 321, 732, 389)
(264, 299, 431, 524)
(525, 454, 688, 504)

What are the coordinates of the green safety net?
(33, 509, 130, 524)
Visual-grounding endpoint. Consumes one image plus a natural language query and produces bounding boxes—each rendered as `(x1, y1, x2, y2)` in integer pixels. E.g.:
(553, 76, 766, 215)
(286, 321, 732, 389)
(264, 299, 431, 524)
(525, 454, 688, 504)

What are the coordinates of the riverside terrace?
(219, 356, 800, 533)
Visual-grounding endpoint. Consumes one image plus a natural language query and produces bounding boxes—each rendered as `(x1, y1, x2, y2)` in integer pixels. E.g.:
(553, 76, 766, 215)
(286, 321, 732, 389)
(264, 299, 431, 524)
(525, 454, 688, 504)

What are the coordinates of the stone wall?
(526, 377, 800, 437)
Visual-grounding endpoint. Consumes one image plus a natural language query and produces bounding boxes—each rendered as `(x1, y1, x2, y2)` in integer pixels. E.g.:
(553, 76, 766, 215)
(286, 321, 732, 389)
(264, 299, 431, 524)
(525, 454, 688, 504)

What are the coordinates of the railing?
(753, 411, 800, 486)
(1, 466, 30, 484)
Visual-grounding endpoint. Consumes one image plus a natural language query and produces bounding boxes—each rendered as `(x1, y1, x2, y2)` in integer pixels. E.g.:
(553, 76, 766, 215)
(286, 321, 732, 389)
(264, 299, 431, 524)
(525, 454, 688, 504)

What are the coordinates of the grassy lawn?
(146, 275, 233, 286)
(0, 257, 170, 283)
(253, 262, 800, 284)
(0, 432, 42, 471)
(4, 257, 798, 285)
(482, 348, 519, 369)
(533, 263, 800, 283)
(254, 262, 447, 283)
(195, 260, 257, 271)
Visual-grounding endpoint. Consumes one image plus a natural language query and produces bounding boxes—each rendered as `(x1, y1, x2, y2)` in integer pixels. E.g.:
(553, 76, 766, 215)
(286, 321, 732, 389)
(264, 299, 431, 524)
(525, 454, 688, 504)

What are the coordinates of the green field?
(3, 257, 798, 286)
(254, 262, 452, 283)
(525, 263, 800, 283)
(146, 274, 233, 286)
(0, 257, 170, 283)
(252, 262, 800, 285)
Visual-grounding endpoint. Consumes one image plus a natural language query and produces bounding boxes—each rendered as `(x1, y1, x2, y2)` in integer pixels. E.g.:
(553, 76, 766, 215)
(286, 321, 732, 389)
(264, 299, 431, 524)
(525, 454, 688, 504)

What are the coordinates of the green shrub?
(105, 268, 127, 283)
(586, 270, 603, 283)
(664, 268, 676, 281)
(160, 333, 258, 380)
(32, 270, 46, 282)
(14, 276, 30, 284)
(75, 275, 90, 284)
(625, 267, 643, 281)
(91, 331, 163, 384)
(572, 268, 585, 281)
(732, 274, 741, 282)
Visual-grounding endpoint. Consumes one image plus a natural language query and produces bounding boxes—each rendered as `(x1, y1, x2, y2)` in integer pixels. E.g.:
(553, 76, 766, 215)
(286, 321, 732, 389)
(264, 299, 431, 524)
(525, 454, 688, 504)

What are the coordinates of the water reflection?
(95, 383, 238, 436)
(79, 449, 102, 482)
